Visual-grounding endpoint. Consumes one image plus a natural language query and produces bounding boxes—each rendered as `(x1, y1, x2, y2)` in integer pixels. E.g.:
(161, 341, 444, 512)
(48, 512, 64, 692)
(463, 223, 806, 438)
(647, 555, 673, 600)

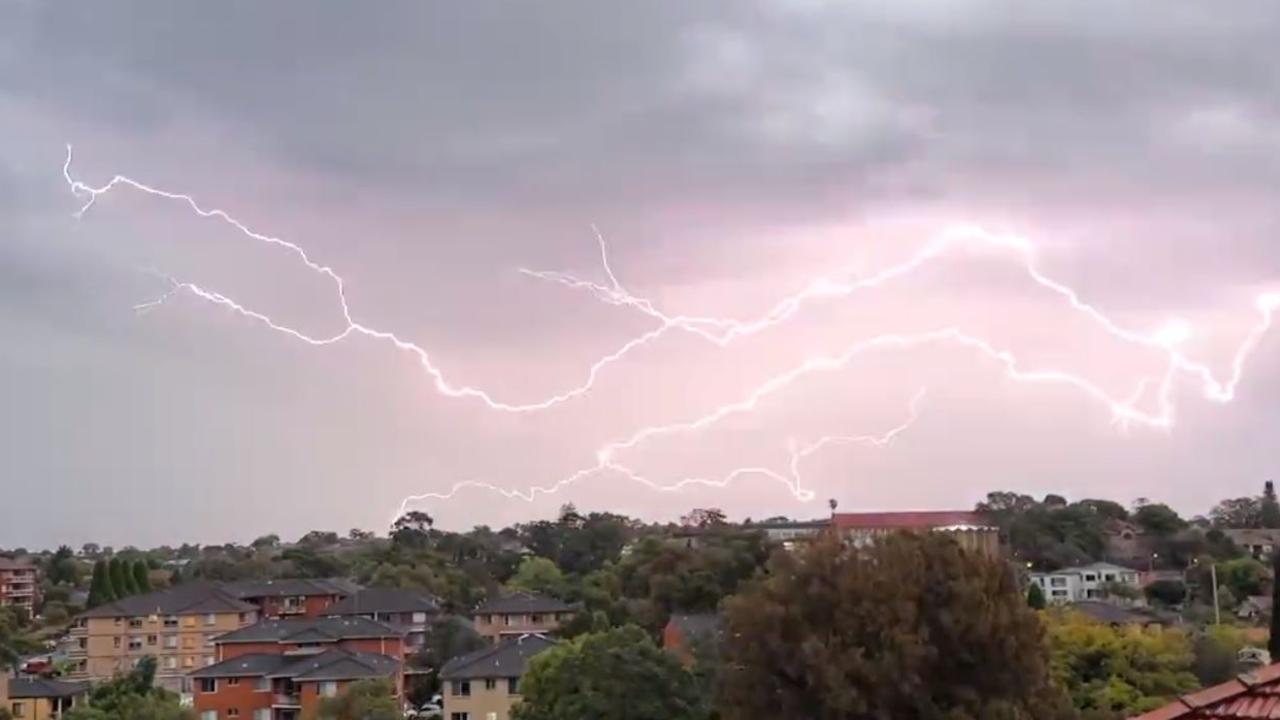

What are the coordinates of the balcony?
(273, 694, 301, 707)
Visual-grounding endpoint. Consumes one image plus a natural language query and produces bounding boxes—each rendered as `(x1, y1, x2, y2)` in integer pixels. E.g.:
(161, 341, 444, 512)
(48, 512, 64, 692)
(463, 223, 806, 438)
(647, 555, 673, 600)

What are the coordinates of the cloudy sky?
(4, 1, 1280, 549)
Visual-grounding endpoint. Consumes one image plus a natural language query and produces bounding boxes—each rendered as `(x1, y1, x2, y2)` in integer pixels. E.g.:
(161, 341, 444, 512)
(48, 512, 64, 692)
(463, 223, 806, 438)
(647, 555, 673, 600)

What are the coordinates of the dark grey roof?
(78, 581, 257, 619)
(6, 678, 90, 699)
(1070, 601, 1176, 626)
(472, 592, 572, 616)
(189, 653, 289, 679)
(327, 588, 440, 616)
(215, 616, 403, 644)
(440, 634, 557, 680)
(271, 649, 401, 682)
(668, 613, 722, 640)
(223, 578, 360, 599)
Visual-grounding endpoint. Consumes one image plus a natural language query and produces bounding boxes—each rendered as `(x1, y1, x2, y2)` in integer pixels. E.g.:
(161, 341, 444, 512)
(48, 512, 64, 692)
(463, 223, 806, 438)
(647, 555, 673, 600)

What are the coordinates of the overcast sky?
(4, 1, 1280, 549)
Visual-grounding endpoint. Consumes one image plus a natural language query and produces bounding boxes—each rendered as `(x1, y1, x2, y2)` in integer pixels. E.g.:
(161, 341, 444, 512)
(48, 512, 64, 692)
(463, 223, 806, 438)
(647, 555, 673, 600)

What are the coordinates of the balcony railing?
(273, 694, 301, 707)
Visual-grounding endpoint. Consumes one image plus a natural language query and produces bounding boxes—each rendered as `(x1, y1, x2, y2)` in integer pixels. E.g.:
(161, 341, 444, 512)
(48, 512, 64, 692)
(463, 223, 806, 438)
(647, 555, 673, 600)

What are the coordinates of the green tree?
(1193, 625, 1249, 686)
(315, 678, 402, 720)
(507, 557, 568, 598)
(64, 656, 193, 720)
(46, 545, 79, 586)
(108, 558, 133, 598)
(513, 625, 703, 720)
(1262, 481, 1280, 529)
(1045, 609, 1198, 717)
(88, 560, 114, 607)
(1212, 497, 1263, 528)
(1132, 502, 1186, 536)
(132, 560, 152, 594)
(717, 533, 1073, 720)
(1028, 583, 1047, 610)
(1216, 557, 1266, 600)
(1144, 579, 1187, 607)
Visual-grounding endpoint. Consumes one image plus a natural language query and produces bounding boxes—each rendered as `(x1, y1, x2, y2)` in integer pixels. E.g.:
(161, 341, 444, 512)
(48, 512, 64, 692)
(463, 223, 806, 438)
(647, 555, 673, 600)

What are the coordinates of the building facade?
(439, 634, 555, 720)
(471, 593, 574, 644)
(223, 578, 357, 619)
(67, 582, 259, 692)
(0, 558, 39, 614)
(832, 511, 1001, 557)
(325, 588, 440, 655)
(1028, 562, 1143, 604)
(0, 676, 88, 720)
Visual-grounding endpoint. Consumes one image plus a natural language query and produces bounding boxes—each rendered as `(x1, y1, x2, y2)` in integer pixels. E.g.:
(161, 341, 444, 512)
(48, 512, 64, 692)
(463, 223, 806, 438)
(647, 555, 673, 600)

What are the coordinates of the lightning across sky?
(60, 145, 1280, 515)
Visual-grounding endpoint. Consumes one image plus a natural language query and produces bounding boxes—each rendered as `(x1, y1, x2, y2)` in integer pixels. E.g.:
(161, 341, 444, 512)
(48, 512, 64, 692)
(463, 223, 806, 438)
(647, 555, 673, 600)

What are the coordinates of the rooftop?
(832, 511, 993, 531)
(1070, 602, 1177, 626)
(327, 588, 440, 616)
(1130, 662, 1280, 719)
(214, 616, 403, 644)
(473, 592, 573, 616)
(79, 581, 257, 619)
(190, 648, 400, 682)
(5, 678, 89, 699)
(0, 557, 36, 571)
(223, 577, 360, 599)
(440, 634, 557, 680)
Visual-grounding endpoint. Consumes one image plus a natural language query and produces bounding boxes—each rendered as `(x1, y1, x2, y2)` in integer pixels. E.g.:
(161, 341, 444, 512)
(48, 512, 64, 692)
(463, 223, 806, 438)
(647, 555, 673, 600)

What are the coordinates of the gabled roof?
(78, 581, 257, 619)
(1129, 662, 1280, 719)
(272, 649, 400, 682)
(223, 578, 359, 599)
(327, 588, 440, 616)
(1036, 562, 1140, 576)
(440, 634, 556, 680)
(0, 557, 36, 571)
(832, 511, 993, 530)
(214, 616, 403, 644)
(472, 592, 573, 616)
(6, 678, 90, 699)
(189, 653, 288, 679)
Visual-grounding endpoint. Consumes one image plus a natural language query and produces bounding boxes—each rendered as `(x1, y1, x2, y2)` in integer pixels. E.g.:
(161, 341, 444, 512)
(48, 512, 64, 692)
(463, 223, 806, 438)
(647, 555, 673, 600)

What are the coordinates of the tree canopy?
(315, 678, 401, 720)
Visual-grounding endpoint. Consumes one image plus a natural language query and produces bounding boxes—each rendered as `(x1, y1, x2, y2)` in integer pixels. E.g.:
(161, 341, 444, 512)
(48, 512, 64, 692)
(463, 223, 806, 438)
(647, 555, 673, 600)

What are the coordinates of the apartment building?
(832, 511, 1001, 558)
(67, 582, 259, 692)
(223, 578, 358, 619)
(471, 593, 574, 643)
(440, 634, 556, 720)
(0, 558, 39, 614)
(0, 676, 88, 720)
(1028, 562, 1142, 604)
(192, 615, 405, 720)
(325, 588, 440, 654)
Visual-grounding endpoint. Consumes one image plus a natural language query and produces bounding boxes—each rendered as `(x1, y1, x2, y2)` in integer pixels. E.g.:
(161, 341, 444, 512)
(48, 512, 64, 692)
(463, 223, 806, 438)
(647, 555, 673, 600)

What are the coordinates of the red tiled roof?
(831, 511, 989, 530)
(1130, 664, 1280, 719)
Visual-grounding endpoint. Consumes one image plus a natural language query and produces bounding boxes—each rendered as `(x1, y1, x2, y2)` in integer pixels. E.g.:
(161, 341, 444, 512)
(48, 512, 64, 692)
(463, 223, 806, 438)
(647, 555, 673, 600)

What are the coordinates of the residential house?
(1221, 529, 1280, 560)
(223, 578, 358, 619)
(0, 558, 39, 614)
(1238, 596, 1273, 623)
(1070, 601, 1177, 628)
(192, 615, 406, 720)
(68, 582, 259, 692)
(746, 519, 830, 549)
(325, 588, 440, 655)
(1128, 649, 1278, 719)
(0, 676, 89, 720)
(439, 634, 556, 720)
(471, 593, 574, 644)
(1028, 562, 1142, 604)
(662, 613, 722, 667)
(190, 648, 401, 720)
(832, 511, 1001, 557)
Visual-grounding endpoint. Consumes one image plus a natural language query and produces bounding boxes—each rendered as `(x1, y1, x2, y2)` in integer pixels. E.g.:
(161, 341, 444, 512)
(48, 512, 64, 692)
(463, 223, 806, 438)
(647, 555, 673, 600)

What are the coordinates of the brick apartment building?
(0, 557, 39, 614)
(191, 616, 405, 720)
(325, 588, 440, 655)
(223, 578, 358, 619)
(471, 593, 575, 644)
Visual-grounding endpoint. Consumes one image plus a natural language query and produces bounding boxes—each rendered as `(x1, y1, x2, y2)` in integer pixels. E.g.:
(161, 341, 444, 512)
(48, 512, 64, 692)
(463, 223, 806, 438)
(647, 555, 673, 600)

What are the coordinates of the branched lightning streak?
(62, 144, 1280, 512)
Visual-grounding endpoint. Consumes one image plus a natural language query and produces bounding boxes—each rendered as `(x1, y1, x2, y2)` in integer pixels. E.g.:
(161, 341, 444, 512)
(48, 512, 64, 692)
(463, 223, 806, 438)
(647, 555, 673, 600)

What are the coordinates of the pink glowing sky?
(4, 2, 1280, 547)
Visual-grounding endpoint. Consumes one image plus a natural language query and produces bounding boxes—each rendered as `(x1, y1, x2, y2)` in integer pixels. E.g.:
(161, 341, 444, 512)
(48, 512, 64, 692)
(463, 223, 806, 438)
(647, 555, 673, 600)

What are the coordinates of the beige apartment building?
(470, 593, 574, 643)
(0, 557, 39, 613)
(439, 634, 555, 720)
(68, 582, 258, 693)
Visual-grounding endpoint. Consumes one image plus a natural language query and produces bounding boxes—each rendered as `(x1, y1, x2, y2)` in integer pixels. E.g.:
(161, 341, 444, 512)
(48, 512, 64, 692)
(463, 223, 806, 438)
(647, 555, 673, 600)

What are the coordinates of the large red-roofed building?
(832, 511, 1000, 557)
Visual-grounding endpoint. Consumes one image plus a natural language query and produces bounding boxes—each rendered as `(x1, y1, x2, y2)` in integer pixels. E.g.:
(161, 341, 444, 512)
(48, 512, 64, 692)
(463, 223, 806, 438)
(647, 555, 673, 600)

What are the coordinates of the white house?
(1029, 562, 1141, 604)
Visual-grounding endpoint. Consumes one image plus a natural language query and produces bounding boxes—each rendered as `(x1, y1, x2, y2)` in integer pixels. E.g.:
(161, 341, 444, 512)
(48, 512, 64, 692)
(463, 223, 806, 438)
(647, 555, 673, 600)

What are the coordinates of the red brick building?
(0, 557, 39, 614)
(223, 579, 357, 619)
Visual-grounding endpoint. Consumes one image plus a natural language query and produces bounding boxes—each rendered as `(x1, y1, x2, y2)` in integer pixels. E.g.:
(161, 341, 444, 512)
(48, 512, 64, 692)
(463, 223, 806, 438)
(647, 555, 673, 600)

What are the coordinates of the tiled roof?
(327, 588, 440, 616)
(0, 557, 36, 571)
(189, 653, 288, 679)
(1130, 663, 1280, 719)
(215, 616, 402, 644)
(832, 511, 993, 530)
(6, 678, 89, 699)
(440, 634, 556, 680)
(473, 592, 573, 615)
(223, 578, 359, 599)
(272, 649, 400, 682)
(78, 581, 257, 619)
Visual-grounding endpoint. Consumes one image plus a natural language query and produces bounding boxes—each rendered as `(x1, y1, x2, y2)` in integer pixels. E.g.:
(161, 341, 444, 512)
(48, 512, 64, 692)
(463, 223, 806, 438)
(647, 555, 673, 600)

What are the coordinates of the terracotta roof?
(1130, 663, 1280, 719)
(832, 511, 991, 530)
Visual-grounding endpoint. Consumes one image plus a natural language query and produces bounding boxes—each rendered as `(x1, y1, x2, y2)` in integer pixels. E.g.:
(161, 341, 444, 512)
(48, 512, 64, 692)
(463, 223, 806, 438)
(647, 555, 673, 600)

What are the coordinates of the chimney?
(1238, 647, 1272, 680)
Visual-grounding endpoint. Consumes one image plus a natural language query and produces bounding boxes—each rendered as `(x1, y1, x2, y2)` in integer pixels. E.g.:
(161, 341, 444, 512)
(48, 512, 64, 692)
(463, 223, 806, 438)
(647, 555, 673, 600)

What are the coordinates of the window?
(228, 710, 240, 718)
(200, 711, 217, 720)
(204, 656, 215, 667)
(254, 710, 271, 720)
(1104, 574, 1116, 582)
(164, 635, 178, 649)
(129, 618, 144, 628)
(1051, 590, 1068, 598)
(1083, 574, 1096, 582)
(164, 616, 179, 628)
(452, 680, 471, 697)
(228, 678, 241, 686)
(255, 677, 270, 692)
(199, 679, 217, 693)
(184, 637, 196, 649)
(487, 713, 498, 720)
(164, 657, 177, 670)
(184, 617, 197, 628)
(319, 681, 338, 698)
(113, 637, 121, 649)
(412, 612, 427, 623)
(147, 634, 158, 646)
(1049, 577, 1067, 587)
(204, 614, 217, 626)
(503, 615, 513, 626)
(11, 702, 25, 718)
(508, 678, 519, 695)
(128, 638, 143, 651)
(205, 633, 217, 648)
(114, 618, 123, 627)
(484, 678, 497, 690)
(451, 714, 470, 720)
(184, 657, 195, 668)
(530, 614, 542, 624)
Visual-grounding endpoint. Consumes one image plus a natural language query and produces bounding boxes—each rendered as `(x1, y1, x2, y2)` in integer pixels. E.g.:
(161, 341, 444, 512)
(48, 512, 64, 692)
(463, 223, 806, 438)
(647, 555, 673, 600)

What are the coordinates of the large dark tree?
(1262, 481, 1280, 529)
(88, 560, 114, 607)
(717, 533, 1073, 720)
(513, 625, 704, 720)
(132, 560, 152, 593)
(107, 558, 130, 600)
(1269, 551, 1280, 661)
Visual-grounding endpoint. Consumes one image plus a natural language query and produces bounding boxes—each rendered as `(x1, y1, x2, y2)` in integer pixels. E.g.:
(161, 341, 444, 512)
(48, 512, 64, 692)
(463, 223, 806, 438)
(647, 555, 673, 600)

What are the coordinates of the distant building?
(662, 613, 722, 667)
(440, 634, 556, 720)
(325, 588, 440, 656)
(1069, 601, 1176, 628)
(832, 511, 1001, 557)
(748, 520, 830, 549)
(1238, 595, 1273, 622)
(1220, 529, 1280, 560)
(223, 578, 359, 619)
(0, 557, 40, 614)
(471, 593, 574, 644)
(1028, 562, 1142, 604)
(69, 581, 259, 692)
(0, 675, 89, 720)
(210, 616, 406, 663)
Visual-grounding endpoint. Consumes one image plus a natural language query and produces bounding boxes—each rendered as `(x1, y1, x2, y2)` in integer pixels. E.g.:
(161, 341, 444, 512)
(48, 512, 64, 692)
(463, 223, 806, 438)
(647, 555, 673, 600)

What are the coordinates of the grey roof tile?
(440, 634, 557, 680)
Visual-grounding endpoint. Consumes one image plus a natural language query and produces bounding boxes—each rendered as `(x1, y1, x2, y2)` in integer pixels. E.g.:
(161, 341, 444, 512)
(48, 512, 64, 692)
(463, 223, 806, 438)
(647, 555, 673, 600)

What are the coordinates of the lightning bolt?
(61, 145, 1279, 515)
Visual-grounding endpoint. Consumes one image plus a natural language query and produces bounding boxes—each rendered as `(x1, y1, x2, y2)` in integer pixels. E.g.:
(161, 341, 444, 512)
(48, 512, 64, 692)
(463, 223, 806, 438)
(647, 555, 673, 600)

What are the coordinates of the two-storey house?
(439, 634, 555, 720)
(1028, 562, 1143, 604)
(471, 593, 574, 644)
(0, 676, 88, 720)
